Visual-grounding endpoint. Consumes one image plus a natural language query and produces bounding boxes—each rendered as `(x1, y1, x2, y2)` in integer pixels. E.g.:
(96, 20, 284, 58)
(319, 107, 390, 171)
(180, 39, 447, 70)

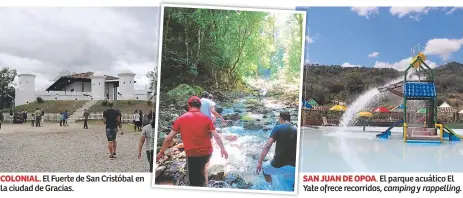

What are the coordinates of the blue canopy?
(303, 100, 312, 109)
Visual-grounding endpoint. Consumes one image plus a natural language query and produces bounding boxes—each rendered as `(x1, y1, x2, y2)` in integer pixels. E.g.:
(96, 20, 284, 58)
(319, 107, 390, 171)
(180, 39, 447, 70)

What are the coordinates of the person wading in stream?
(200, 92, 227, 139)
(200, 92, 225, 124)
(157, 96, 229, 187)
(256, 111, 297, 189)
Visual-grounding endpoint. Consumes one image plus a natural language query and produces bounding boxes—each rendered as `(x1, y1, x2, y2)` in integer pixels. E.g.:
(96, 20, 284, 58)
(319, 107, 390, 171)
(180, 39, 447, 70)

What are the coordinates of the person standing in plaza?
(83, 109, 90, 129)
(34, 108, 41, 127)
(22, 110, 27, 124)
(63, 110, 69, 126)
(59, 112, 64, 126)
(40, 109, 45, 125)
(132, 110, 140, 132)
(138, 121, 155, 172)
(9, 108, 13, 123)
(138, 110, 143, 131)
(103, 102, 120, 159)
(0, 111, 3, 129)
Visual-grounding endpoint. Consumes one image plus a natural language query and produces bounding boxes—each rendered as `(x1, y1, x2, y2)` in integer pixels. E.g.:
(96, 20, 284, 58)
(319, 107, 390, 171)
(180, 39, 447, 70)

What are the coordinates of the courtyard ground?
(0, 121, 150, 172)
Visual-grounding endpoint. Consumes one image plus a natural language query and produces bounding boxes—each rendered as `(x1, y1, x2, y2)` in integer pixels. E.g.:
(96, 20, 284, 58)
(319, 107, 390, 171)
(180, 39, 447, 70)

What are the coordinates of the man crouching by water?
(157, 96, 229, 187)
(256, 111, 297, 190)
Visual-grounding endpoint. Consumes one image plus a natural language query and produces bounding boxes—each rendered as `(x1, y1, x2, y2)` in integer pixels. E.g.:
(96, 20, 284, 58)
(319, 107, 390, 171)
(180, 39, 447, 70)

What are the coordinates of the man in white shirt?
(132, 110, 140, 132)
(138, 121, 155, 172)
(200, 92, 225, 124)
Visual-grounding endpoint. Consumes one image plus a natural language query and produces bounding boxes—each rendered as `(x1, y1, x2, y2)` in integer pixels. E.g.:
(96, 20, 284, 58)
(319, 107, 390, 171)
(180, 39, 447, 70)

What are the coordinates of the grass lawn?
(2, 101, 86, 113)
(88, 100, 155, 114)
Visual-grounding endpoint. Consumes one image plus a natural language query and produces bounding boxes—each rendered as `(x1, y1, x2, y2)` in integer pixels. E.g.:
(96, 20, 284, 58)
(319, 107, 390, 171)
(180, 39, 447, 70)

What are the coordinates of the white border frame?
(153, 3, 306, 196)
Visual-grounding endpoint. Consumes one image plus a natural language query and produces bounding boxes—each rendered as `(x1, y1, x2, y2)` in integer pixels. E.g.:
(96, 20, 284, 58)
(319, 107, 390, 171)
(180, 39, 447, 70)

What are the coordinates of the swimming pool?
(300, 126, 463, 172)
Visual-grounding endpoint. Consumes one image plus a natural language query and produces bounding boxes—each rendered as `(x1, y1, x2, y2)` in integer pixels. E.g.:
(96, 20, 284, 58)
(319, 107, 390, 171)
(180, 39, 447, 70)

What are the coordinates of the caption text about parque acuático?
(0, 174, 144, 192)
(302, 174, 461, 194)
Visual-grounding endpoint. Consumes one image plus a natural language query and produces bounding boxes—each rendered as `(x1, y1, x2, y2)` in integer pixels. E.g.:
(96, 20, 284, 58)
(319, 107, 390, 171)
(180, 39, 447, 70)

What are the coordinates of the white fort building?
(15, 68, 153, 106)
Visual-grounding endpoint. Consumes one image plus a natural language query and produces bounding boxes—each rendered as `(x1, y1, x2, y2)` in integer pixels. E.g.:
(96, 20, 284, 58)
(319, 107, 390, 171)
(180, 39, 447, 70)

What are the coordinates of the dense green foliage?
(303, 64, 400, 105)
(159, 7, 303, 92)
(304, 62, 463, 108)
(0, 68, 17, 109)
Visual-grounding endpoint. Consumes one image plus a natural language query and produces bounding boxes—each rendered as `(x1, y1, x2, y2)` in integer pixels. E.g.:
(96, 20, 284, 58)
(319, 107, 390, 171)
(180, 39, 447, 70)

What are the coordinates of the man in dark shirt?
(256, 111, 297, 185)
(22, 110, 27, 123)
(63, 110, 69, 127)
(103, 103, 120, 159)
(83, 109, 89, 129)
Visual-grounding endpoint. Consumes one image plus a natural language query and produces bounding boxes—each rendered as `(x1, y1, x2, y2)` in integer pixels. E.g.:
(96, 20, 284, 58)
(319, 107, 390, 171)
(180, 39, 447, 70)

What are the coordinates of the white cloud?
(341, 62, 362, 67)
(423, 37, 463, 61)
(368, 52, 380, 58)
(0, 7, 160, 91)
(446, 7, 461, 14)
(305, 35, 314, 43)
(373, 57, 437, 71)
(351, 7, 379, 19)
(305, 32, 320, 44)
(389, 7, 432, 20)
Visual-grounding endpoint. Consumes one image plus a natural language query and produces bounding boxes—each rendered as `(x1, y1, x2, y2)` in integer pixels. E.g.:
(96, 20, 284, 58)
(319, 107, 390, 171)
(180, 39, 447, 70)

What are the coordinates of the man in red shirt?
(157, 96, 228, 187)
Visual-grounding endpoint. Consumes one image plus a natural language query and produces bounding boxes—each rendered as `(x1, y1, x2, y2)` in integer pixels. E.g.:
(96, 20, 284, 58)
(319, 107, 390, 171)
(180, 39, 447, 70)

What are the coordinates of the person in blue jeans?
(256, 111, 297, 190)
(103, 103, 120, 159)
(63, 110, 69, 126)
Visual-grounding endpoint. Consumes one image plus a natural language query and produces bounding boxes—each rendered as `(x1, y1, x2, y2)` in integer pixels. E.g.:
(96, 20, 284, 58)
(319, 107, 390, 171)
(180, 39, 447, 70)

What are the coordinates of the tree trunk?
(185, 25, 189, 68)
(163, 14, 171, 50)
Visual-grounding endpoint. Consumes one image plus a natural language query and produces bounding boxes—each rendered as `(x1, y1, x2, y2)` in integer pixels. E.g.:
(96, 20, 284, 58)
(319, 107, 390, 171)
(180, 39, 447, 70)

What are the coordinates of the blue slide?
(376, 120, 404, 139)
(442, 125, 462, 141)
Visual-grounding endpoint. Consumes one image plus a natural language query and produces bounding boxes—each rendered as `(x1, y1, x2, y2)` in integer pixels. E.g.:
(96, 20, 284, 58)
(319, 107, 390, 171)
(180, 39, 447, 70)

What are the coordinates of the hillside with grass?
(87, 100, 154, 114)
(2, 99, 155, 115)
(3, 100, 86, 113)
(304, 62, 463, 109)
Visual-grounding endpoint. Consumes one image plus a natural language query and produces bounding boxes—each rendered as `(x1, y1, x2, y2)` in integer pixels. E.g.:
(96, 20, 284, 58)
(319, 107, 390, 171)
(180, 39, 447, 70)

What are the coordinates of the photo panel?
(0, 7, 160, 173)
(297, 6, 463, 173)
(153, 4, 306, 193)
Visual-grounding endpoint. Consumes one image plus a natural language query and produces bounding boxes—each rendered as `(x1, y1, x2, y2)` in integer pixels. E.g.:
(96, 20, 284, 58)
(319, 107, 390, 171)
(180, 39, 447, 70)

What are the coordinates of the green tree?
(0, 67, 17, 109)
(146, 67, 158, 91)
(160, 7, 303, 92)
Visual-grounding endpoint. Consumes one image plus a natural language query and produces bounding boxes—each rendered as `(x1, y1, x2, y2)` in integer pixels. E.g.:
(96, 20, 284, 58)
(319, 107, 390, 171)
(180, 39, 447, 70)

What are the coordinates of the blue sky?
(296, 7, 463, 70)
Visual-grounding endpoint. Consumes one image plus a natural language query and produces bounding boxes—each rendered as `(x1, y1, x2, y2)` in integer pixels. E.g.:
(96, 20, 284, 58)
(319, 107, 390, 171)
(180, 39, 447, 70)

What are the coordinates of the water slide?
(443, 125, 463, 141)
(376, 120, 404, 139)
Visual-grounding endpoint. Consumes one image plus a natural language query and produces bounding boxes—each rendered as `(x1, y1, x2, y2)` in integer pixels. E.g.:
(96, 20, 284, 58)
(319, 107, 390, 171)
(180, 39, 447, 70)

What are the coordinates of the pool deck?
(300, 126, 463, 172)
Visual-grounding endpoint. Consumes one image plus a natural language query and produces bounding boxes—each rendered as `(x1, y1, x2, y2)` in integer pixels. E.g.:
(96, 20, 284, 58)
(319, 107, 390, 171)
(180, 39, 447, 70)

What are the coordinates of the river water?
(208, 97, 296, 191)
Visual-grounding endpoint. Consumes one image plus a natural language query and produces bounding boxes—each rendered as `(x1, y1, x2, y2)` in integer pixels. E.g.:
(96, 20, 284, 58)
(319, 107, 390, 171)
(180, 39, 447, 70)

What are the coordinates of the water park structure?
(376, 52, 462, 143)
